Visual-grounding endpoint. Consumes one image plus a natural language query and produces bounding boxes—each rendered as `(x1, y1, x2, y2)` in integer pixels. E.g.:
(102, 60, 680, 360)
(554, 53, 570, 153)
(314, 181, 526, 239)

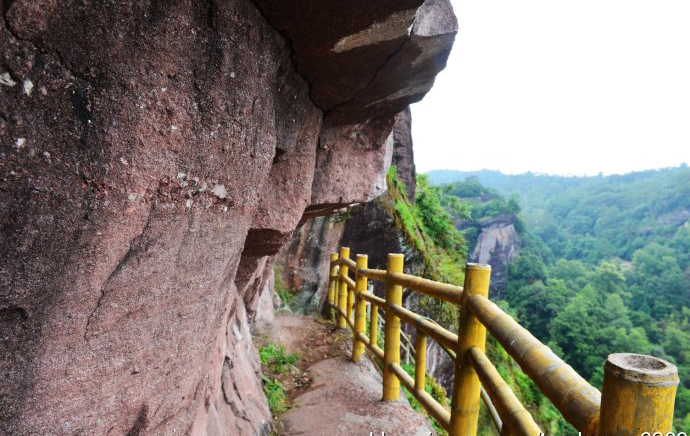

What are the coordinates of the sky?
(411, 0, 690, 176)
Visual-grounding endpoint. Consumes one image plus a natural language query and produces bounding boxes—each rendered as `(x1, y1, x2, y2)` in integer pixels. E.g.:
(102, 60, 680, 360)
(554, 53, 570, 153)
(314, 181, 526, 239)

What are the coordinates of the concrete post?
(328, 253, 338, 320)
(337, 247, 350, 329)
(415, 332, 427, 392)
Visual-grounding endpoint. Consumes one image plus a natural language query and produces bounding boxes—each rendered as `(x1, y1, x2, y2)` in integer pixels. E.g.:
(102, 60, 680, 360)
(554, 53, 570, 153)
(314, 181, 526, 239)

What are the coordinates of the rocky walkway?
(259, 313, 434, 436)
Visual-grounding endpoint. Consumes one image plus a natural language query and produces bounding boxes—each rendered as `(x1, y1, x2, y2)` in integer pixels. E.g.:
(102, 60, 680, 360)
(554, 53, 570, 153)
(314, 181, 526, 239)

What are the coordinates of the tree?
(506, 279, 573, 342)
(506, 253, 547, 296)
(626, 243, 689, 318)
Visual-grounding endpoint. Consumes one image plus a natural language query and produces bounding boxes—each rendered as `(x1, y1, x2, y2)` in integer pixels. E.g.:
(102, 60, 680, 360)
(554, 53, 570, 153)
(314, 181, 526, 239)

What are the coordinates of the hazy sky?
(411, 0, 690, 175)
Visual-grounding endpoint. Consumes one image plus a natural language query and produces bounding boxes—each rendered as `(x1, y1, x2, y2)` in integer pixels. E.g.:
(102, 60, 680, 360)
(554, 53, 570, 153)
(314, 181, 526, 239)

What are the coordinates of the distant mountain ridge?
(427, 166, 690, 261)
(427, 166, 688, 200)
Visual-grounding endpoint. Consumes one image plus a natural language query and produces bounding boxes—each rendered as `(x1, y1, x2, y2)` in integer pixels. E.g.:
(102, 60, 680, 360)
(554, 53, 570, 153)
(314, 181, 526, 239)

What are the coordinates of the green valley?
(428, 165, 690, 429)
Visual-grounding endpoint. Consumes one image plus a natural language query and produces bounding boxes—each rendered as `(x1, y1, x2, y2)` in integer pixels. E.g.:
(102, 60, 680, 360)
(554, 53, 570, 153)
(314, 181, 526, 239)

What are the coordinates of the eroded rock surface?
(278, 109, 418, 312)
(253, 0, 457, 123)
(0, 0, 456, 434)
(327, 0, 458, 124)
(470, 215, 521, 299)
(305, 117, 395, 219)
(278, 215, 346, 315)
(392, 107, 416, 201)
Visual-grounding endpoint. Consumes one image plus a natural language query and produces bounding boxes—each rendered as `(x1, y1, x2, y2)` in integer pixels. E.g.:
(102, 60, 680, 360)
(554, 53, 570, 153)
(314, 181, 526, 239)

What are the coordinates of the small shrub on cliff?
(385, 166, 466, 285)
(415, 174, 467, 256)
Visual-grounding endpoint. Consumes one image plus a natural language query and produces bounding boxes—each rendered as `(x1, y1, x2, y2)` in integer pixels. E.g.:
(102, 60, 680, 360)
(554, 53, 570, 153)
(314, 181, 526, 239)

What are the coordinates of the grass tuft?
(259, 342, 300, 416)
(262, 375, 289, 414)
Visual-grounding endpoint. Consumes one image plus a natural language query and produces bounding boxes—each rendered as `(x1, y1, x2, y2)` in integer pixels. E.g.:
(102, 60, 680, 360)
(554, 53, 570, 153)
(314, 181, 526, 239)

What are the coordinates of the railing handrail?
(333, 259, 464, 303)
(467, 293, 601, 434)
(326, 248, 679, 436)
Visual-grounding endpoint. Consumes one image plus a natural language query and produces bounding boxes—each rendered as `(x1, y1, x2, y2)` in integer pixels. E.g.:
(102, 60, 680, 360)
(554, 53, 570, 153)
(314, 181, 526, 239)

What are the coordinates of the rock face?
(254, 0, 457, 124)
(392, 107, 416, 201)
(305, 117, 395, 219)
(276, 106, 459, 392)
(278, 215, 346, 315)
(657, 207, 690, 226)
(0, 0, 456, 435)
(470, 215, 521, 299)
(278, 109, 419, 310)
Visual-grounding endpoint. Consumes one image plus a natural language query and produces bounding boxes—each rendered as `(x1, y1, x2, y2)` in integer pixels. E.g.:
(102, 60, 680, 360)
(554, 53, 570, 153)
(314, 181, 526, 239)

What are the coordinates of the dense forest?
(428, 165, 690, 429)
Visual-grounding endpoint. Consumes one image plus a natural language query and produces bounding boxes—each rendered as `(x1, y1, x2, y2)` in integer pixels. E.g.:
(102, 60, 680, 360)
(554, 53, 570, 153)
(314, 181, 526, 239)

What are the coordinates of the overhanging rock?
(253, 0, 458, 124)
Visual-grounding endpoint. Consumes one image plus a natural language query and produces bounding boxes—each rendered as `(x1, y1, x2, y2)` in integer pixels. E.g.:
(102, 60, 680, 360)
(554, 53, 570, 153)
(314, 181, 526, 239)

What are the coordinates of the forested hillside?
(388, 171, 578, 434)
(431, 165, 690, 429)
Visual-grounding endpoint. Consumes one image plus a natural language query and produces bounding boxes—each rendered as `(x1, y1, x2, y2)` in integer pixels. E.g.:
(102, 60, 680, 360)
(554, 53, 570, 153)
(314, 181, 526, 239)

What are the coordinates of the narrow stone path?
(261, 313, 434, 436)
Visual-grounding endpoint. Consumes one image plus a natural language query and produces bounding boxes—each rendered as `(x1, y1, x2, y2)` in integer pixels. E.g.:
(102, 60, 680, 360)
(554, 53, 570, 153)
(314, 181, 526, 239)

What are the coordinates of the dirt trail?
(261, 313, 435, 436)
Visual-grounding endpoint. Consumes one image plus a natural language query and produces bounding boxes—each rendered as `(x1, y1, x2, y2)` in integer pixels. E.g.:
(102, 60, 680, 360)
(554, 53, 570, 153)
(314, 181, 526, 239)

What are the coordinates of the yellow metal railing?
(326, 247, 680, 436)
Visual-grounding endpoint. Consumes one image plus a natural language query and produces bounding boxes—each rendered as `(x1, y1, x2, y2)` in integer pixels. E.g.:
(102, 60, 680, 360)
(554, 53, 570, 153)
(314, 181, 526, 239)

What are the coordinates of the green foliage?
(429, 166, 690, 263)
(430, 167, 690, 429)
(261, 375, 288, 414)
(626, 242, 689, 318)
(258, 342, 299, 416)
(416, 175, 468, 254)
(443, 176, 521, 222)
(259, 343, 300, 375)
(259, 343, 300, 416)
(385, 166, 466, 285)
(507, 246, 689, 427)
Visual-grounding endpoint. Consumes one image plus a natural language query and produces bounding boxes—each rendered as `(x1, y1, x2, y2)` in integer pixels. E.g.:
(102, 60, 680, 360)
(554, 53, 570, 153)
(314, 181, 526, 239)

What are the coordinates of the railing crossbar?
(467, 294, 601, 435)
(468, 347, 541, 435)
(389, 304, 458, 351)
(388, 361, 451, 429)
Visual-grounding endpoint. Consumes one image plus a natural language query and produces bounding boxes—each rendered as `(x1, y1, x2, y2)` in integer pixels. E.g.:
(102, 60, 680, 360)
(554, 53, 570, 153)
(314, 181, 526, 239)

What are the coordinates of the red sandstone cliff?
(276, 107, 459, 395)
(0, 1, 457, 435)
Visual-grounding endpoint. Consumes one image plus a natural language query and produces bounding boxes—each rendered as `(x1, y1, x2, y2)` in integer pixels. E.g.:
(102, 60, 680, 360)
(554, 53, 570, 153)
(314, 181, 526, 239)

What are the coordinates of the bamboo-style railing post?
(347, 277, 355, 324)
(598, 353, 679, 436)
(450, 263, 491, 436)
(352, 254, 368, 361)
(415, 332, 427, 392)
(383, 253, 404, 401)
(337, 247, 350, 329)
(370, 299, 379, 349)
(328, 253, 338, 320)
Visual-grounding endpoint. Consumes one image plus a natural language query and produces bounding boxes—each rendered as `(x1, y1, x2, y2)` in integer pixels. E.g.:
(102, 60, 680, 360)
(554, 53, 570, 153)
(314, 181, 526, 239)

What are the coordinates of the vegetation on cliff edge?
(385, 167, 574, 433)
